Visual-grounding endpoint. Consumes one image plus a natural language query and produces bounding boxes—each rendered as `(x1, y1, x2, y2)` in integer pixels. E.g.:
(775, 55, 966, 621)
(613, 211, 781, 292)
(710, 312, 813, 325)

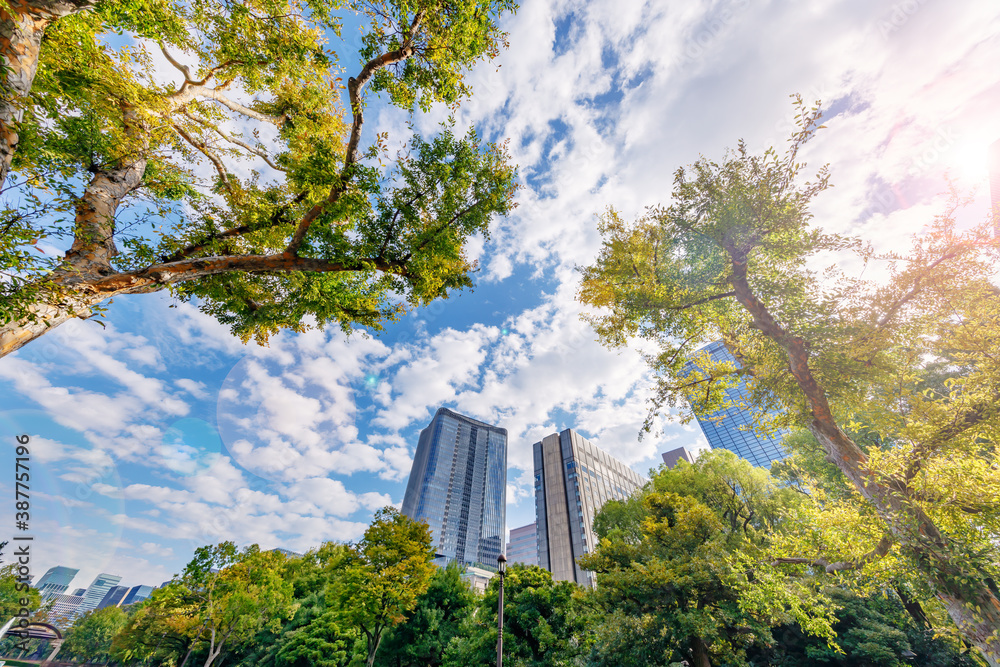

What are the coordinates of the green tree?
(375, 561, 476, 667)
(443, 564, 590, 667)
(579, 98, 1000, 662)
(62, 605, 129, 664)
(110, 583, 203, 665)
(0, 0, 518, 358)
(0, 562, 41, 620)
(180, 543, 295, 667)
(332, 507, 435, 667)
(581, 451, 836, 667)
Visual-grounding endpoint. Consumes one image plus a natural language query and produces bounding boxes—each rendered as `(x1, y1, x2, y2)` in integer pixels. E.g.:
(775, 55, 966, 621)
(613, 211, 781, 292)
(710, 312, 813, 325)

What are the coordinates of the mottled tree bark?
(0, 0, 94, 184)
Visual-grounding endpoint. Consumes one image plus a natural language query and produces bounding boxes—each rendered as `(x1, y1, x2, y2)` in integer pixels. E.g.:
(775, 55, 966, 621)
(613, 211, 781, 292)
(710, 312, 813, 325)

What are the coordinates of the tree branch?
(171, 123, 231, 191)
(183, 112, 284, 171)
(772, 535, 892, 574)
(284, 9, 427, 256)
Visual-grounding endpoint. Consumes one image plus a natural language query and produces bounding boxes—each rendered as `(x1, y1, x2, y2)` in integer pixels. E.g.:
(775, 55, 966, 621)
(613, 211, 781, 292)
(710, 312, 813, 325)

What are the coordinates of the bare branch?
(171, 123, 231, 192)
(183, 112, 284, 171)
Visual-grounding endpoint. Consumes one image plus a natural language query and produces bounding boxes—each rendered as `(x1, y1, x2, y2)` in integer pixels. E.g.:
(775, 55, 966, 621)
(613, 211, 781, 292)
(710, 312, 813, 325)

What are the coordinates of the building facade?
(74, 573, 122, 619)
(661, 446, 696, 469)
(34, 566, 79, 600)
(684, 341, 788, 468)
(506, 522, 538, 567)
(121, 584, 155, 606)
(48, 594, 84, 627)
(97, 585, 130, 610)
(402, 408, 507, 570)
(534, 429, 646, 586)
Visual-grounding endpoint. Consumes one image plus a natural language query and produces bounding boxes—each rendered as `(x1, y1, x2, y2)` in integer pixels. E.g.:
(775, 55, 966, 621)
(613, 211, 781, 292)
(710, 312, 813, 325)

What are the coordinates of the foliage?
(0, 563, 41, 620)
(332, 507, 435, 667)
(375, 561, 476, 667)
(581, 451, 837, 667)
(1, 0, 519, 357)
(443, 564, 590, 667)
(62, 605, 129, 664)
(578, 97, 1000, 658)
(752, 588, 980, 667)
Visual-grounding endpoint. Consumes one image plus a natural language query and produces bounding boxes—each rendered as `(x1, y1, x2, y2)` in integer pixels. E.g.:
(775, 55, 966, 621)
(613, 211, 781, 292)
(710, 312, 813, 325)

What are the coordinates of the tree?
(0, 0, 518, 358)
(110, 583, 203, 665)
(332, 507, 435, 667)
(0, 562, 41, 620)
(579, 97, 1000, 662)
(580, 451, 836, 667)
(62, 605, 129, 665)
(443, 564, 591, 667)
(181, 543, 296, 667)
(375, 561, 476, 667)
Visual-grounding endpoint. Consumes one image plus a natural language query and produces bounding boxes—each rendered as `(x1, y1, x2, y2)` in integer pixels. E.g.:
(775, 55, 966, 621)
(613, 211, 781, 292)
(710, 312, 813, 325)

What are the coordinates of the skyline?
(2, 0, 999, 588)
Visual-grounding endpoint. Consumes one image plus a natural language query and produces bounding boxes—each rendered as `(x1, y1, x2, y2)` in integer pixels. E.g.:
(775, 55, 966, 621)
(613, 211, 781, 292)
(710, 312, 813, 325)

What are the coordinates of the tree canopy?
(0, 0, 518, 357)
(578, 97, 1000, 663)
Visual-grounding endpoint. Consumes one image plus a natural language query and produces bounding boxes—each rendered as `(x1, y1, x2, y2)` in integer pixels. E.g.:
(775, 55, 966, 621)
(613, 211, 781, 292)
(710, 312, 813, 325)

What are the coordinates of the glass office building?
(402, 408, 507, 570)
(534, 429, 646, 587)
(35, 566, 79, 599)
(685, 340, 788, 468)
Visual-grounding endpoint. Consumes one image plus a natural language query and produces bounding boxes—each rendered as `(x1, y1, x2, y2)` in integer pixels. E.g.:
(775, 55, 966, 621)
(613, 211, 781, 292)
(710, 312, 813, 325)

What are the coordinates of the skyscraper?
(34, 566, 79, 600)
(661, 446, 696, 468)
(534, 429, 646, 586)
(402, 408, 507, 570)
(121, 584, 155, 606)
(684, 340, 788, 469)
(74, 573, 122, 619)
(97, 585, 130, 610)
(506, 522, 538, 567)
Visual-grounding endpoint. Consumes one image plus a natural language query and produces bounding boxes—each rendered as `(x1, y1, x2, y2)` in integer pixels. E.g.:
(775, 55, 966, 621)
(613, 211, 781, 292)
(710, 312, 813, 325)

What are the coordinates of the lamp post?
(496, 554, 507, 667)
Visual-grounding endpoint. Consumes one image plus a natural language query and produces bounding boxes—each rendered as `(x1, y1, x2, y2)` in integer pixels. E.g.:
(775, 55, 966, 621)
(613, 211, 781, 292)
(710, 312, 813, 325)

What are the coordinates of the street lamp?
(497, 554, 507, 667)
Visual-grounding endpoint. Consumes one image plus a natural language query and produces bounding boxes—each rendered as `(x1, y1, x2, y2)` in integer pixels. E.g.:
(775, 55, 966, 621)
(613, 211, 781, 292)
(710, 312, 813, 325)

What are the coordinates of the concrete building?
(683, 341, 788, 468)
(534, 429, 646, 587)
(506, 522, 538, 567)
(661, 446, 697, 469)
(34, 566, 79, 600)
(461, 565, 496, 594)
(402, 408, 507, 570)
(48, 594, 84, 627)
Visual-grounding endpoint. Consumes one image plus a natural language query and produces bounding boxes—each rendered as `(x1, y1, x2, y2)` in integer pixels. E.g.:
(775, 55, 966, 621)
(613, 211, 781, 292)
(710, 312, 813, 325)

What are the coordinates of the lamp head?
(497, 554, 507, 574)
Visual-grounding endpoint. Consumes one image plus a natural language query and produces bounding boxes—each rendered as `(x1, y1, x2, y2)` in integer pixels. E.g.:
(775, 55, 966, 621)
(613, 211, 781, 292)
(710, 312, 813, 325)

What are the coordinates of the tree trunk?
(0, 0, 94, 184)
(690, 636, 712, 667)
(0, 291, 105, 357)
(893, 584, 930, 629)
(366, 628, 383, 667)
(726, 252, 1000, 665)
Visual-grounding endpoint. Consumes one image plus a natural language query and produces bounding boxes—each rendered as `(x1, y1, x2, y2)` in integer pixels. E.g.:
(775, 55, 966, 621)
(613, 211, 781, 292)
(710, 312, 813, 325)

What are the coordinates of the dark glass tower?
(401, 408, 507, 570)
(684, 340, 788, 468)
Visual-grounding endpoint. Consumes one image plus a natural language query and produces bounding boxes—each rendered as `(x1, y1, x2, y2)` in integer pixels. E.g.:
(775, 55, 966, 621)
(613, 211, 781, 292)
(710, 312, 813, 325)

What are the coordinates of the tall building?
(74, 573, 122, 618)
(534, 429, 646, 586)
(684, 341, 788, 469)
(97, 585, 130, 610)
(121, 584, 155, 606)
(71, 588, 87, 596)
(990, 138, 1000, 236)
(506, 522, 538, 567)
(34, 566, 79, 599)
(402, 408, 507, 570)
(661, 446, 696, 468)
(48, 594, 84, 627)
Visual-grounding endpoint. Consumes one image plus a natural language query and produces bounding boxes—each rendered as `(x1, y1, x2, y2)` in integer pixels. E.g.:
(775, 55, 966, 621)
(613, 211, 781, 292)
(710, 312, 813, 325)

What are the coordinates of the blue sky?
(2, 0, 1000, 590)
